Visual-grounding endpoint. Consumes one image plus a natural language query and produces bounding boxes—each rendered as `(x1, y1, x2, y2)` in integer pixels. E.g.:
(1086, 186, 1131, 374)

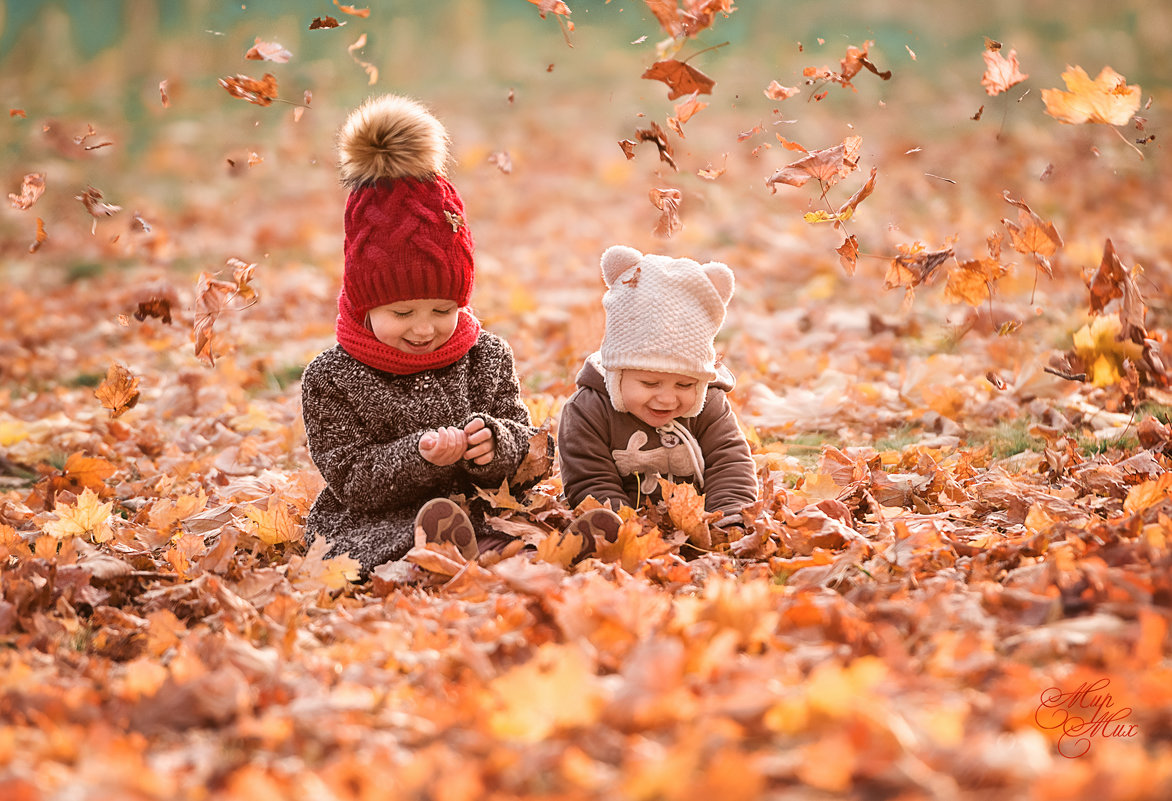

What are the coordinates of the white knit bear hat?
(599, 244, 734, 418)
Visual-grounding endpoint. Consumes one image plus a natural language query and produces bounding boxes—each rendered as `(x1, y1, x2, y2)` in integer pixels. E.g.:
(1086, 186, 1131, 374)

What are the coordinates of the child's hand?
(419, 426, 467, 466)
(463, 417, 495, 465)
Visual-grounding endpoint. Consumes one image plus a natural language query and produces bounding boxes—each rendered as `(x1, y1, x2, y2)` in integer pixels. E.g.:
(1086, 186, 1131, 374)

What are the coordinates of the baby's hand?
(419, 426, 467, 466)
(463, 417, 495, 466)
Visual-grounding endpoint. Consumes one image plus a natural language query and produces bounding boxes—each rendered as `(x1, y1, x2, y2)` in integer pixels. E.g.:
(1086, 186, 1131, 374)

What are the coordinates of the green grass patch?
(968, 418, 1039, 458)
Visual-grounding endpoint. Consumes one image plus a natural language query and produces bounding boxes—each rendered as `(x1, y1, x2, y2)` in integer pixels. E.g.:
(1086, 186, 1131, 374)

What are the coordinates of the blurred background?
(1, 0, 1169, 432)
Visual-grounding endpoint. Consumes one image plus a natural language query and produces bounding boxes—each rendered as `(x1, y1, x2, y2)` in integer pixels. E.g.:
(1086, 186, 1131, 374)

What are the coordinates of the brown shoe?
(568, 508, 623, 559)
(415, 498, 479, 560)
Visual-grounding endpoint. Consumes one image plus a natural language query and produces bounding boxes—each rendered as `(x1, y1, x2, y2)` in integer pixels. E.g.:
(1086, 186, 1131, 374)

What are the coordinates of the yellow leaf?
(1124, 473, 1172, 515)
(803, 207, 853, 224)
(288, 536, 360, 591)
(1072, 313, 1144, 387)
(43, 487, 114, 542)
(243, 503, 302, 545)
(534, 528, 584, 569)
(1042, 65, 1141, 126)
(486, 644, 601, 742)
(660, 479, 712, 548)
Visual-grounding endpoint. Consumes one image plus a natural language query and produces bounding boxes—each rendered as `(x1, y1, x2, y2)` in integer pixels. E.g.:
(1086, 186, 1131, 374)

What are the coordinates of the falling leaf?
(43, 488, 114, 543)
(673, 94, 707, 124)
(696, 154, 727, 180)
(245, 39, 292, 63)
(94, 363, 141, 418)
(10, 108, 27, 118)
(9, 172, 45, 210)
(642, 60, 716, 100)
(643, 0, 734, 39)
(76, 186, 122, 233)
(766, 135, 862, 191)
(347, 35, 379, 85)
(309, 16, 343, 29)
(836, 234, 859, 275)
(649, 187, 682, 238)
(764, 81, 800, 101)
(1042, 65, 1141, 126)
(981, 48, 1028, 96)
(487, 151, 513, 174)
(835, 165, 877, 220)
(29, 217, 47, 253)
(193, 262, 258, 366)
(134, 297, 172, 324)
(1001, 191, 1062, 277)
(945, 232, 1008, 307)
(333, 0, 371, 17)
(632, 122, 677, 171)
(884, 246, 953, 291)
(526, 0, 571, 18)
(159, 80, 170, 107)
(1086, 238, 1127, 314)
(218, 73, 278, 106)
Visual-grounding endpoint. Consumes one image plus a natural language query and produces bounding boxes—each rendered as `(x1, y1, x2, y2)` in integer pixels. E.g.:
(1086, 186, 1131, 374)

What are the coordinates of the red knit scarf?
(335, 289, 481, 375)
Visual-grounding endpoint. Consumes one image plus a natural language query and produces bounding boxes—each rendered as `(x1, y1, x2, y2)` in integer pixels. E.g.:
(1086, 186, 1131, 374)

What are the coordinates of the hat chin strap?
(655, 420, 706, 489)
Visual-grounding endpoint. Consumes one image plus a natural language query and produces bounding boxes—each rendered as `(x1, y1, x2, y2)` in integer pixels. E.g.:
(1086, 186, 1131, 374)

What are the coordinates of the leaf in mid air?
(1042, 65, 1140, 126)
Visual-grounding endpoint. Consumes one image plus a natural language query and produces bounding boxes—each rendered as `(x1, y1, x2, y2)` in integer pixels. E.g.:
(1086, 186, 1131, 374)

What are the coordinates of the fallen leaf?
(43, 487, 114, 543)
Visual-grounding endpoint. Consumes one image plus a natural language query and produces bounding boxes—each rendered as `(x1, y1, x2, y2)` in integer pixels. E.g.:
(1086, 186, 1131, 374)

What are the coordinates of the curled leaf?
(642, 59, 716, 100)
(1042, 65, 1140, 126)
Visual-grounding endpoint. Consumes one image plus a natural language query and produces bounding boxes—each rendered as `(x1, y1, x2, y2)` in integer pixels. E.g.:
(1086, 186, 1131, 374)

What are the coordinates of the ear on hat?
(703, 262, 735, 305)
(600, 245, 643, 287)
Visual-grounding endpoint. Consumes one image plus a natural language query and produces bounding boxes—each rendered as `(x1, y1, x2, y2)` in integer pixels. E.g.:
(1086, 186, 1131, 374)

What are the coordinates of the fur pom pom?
(338, 95, 450, 189)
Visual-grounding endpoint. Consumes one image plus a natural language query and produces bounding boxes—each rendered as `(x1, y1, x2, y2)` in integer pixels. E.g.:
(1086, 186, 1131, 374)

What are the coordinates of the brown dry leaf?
(75, 186, 122, 232)
(649, 188, 682, 238)
(1086, 238, 1126, 314)
(838, 39, 891, 84)
(218, 73, 278, 106)
(836, 234, 859, 275)
(1002, 191, 1062, 277)
(836, 165, 878, 220)
(981, 48, 1028, 96)
(245, 39, 292, 63)
(673, 94, 707, 124)
(309, 16, 342, 29)
(884, 246, 953, 293)
(333, 0, 371, 17)
(94, 363, 141, 418)
(193, 272, 242, 366)
(9, 172, 45, 210)
(945, 233, 1008, 306)
(766, 135, 862, 191)
(134, 297, 173, 324)
(158, 80, 169, 107)
(1042, 65, 1141, 126)
(641, 60, 716, 101)
(513, 424, 554, 487)
(633, 122, 677, 171)
(764, 80, 800, 100)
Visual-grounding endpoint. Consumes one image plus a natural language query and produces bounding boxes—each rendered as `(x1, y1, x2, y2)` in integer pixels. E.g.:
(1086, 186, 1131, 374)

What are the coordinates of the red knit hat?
(337, 95, 474, 317)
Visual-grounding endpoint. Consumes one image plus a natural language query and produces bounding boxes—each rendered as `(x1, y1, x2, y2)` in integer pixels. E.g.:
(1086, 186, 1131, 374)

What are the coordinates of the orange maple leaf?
(1042, 65, 1140, 126)
(642, 59, 716, 100)
(1001, 191, 1063, 277)
(644, 0, 734, 39)
(945, 233, 1008, 307)
(94, 363, 141, 418)
(764, 80, 800, 101)
(980, 48, 1028, 96)
(243, 502, 302, 546)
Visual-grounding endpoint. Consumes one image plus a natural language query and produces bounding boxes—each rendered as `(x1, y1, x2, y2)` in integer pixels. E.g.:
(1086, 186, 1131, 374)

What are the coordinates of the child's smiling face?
(618, 369, 700, 427)
(368, 298, 459, 353)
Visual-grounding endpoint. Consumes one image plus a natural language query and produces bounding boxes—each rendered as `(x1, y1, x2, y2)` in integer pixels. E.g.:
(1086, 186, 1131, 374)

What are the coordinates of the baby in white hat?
(557, 245, 758, 548)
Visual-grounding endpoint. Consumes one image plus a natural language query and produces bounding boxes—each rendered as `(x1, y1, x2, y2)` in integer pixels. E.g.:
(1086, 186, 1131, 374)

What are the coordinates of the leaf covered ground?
(2, 2, 1172, 799)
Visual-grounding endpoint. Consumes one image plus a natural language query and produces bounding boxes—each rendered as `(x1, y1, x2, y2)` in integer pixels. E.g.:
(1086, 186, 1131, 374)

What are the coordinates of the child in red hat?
(301, 95, 549, 577)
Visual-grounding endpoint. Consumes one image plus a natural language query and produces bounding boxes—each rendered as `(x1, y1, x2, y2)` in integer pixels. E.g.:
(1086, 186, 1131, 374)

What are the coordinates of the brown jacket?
(301, 332, 547, 574)
(557, 355, 757, 516)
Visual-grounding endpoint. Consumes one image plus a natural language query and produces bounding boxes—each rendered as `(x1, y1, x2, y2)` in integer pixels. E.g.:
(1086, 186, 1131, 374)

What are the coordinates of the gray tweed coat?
(301, 331, 544, 575)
